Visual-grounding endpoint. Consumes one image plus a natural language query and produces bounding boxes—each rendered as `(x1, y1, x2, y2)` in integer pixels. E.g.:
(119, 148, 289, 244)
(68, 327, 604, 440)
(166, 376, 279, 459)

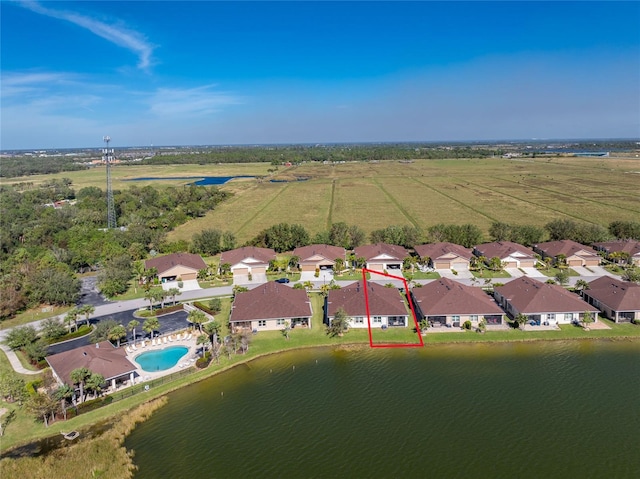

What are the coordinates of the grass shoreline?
(2, 322, 639, 455)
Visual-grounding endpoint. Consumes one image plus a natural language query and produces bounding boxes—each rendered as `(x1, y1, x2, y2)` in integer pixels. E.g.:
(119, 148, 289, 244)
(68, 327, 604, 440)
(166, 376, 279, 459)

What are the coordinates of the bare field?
(7, 157, 639, 244)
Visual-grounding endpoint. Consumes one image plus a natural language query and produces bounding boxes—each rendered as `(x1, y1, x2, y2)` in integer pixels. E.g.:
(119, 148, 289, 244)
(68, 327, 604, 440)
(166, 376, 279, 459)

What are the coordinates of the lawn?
(471, 268, 512, 279)
(538, 267, 580, 277)
(1, 305, 73, 330)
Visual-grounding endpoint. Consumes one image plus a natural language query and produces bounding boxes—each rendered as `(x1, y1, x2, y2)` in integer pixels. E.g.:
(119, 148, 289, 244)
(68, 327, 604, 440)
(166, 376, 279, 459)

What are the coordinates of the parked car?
(275, 278, 290, 283)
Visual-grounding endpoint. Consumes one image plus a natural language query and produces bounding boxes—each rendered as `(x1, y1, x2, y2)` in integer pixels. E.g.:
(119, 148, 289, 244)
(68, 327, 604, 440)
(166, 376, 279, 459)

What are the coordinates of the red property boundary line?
(361, 268, 424, 348)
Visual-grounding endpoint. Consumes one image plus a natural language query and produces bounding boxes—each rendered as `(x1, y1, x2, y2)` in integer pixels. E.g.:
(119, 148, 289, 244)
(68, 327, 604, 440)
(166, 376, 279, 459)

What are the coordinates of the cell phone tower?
(103, 136, 117, 229)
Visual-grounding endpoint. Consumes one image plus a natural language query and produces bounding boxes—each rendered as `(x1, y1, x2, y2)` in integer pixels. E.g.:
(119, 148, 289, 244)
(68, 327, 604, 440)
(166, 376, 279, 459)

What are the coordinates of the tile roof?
(414, 242, 473, 261)
(229, 282, 312, 322)
(46, 341, 137, 386)
(327, 281, 408, 317)
(592, 240, 640, 257)
(353, 243, 409, 261)
(494, 277, 598, 314)
(534, 240, 598, 258)
(412, 278, 503, 316)
(145, 253, 206, 274)
(293, 244, 346, 262)
(219, 246, 276, 266)
(584, 276, 640, 311)
(474, 241, 534, 260)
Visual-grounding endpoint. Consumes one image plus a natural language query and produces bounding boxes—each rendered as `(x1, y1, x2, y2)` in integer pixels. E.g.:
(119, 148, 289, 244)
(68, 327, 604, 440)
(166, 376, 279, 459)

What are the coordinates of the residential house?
(293, 244, 347, 272)
(494, 277, 599, 325)
(219, 246, 277, 284)
(353, 243, 409, 271)
(473, 241, 536, 268)
(414, 242, 473, 271)
(145, 252, 207, 282)
(411, 278, 504, 327)
(582, 276, 640, 323)
(326, 281, 409, 328)
(229, 281, 312, 331)
(592, 240, 640, 266)
(533, 240, 601, 267)
(46, 341, 138, 392)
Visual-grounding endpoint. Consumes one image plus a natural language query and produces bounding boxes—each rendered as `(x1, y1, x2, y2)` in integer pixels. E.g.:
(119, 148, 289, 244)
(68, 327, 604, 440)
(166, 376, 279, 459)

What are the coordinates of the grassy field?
(7, 156, 640, 245)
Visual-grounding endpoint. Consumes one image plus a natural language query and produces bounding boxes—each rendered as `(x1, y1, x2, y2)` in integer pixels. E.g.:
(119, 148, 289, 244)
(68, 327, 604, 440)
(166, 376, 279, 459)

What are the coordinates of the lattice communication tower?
(103, 136, 117, 229)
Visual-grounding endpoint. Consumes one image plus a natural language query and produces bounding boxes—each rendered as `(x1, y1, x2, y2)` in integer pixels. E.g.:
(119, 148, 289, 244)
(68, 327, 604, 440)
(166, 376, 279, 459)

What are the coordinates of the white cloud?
(17, 0, 155, 70)
(147, 85, 243, 116)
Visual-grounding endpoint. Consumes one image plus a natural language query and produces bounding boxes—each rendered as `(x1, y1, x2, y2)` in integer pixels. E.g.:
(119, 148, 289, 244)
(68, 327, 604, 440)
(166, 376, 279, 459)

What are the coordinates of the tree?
(128, 319, 140, 342)
(207, 298, 222, 314)
(54, 384, 74, 420)
(24, 340, 48, 363)
(0, 370, 26, 403)
(4, 325, 38, 350)
(288, 255, 299, 271)
(575, 279, 590, 294)
(132, 260, 146, 293)
(90, 318, 118, 343)
(622, 267, 640, 283)
(327, 307, 350, 337)
(108, 324, 127, 347)
(143, 317, 160, 339)
(581, 311, 595, 329)
(85, 373, 105, 399)
(282, 320, 291, 340)
(196, 334, 209, 357)
(203, 320, 221, 348)
(64, 307, 79, 333)
(488, 256, 503, 271)
(145, 287, 164, 311)
(70, 367, 91, 403)
(77, 304, 95, 328)
(39, 317, 66, 341)
(513, 313, 528, 329)
(25, 392, 58, 427)
(555, 269, 570, 286)
(334, 257, 345, 274)
(188, 309, 207, 333)
(97, 254, 133, 297)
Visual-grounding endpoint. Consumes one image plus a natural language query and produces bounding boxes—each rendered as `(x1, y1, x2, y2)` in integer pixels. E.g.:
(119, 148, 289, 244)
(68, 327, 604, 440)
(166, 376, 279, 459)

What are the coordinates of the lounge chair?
(168, 335, 174, 342)
(131, 344, 137, 351)
(163, 337, 168, 344)
(180, 332, 186, 340)
(151, 338, 156, 346)
(140, 341, 146, 348)
(186, 334, 192, 341)
(126, 346, 132, 353)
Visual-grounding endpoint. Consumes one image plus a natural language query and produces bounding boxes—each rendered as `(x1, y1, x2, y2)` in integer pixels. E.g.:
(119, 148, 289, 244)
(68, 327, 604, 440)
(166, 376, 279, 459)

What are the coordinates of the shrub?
(196, 351, 212, 369)
(25, 379, 43, 396)
(462, 320, 472, 330)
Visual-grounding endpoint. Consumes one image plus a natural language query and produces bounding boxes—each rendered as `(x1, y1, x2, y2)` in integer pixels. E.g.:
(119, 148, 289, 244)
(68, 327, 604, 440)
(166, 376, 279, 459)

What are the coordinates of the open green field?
(8, 156, 640, 244)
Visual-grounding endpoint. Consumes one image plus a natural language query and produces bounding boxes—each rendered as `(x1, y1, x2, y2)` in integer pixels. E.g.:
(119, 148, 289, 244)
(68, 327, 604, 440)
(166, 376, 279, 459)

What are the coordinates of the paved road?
(0, 272, 618, 374)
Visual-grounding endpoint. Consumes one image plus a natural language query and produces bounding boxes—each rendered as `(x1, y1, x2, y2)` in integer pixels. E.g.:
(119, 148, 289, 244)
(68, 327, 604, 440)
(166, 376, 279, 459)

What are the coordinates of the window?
(564, 313, 573, 321)
(354, 317, 364, 324)
(373, 316, 382, 324)
(451, 315, 460, 321)
(546, 313, 555, 321)
(276, 319, 285, 326)
(258, 320, 266, 327)
(470, 315, 478, 322)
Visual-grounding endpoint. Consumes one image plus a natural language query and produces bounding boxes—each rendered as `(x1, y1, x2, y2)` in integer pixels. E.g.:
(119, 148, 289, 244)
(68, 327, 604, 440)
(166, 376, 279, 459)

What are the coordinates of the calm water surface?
(126, 341, 640, 478)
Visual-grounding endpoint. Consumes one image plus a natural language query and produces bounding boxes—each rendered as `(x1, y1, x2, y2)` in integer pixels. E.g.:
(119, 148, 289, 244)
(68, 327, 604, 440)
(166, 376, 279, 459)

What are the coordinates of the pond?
(126, 340, 640, 478)
(134, 346, 189, 372)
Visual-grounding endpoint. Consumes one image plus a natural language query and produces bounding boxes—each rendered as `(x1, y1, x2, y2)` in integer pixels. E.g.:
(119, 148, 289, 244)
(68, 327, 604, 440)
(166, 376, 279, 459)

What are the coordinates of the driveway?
(572, 266, 601, 276)
(233, 273, 267, 285)
(520, 267, 547, 278)
(438, 268, 474, 280)
(505, 268, 524, 278)
(300, 270, 335, 283)
(162, 279, 200, 292)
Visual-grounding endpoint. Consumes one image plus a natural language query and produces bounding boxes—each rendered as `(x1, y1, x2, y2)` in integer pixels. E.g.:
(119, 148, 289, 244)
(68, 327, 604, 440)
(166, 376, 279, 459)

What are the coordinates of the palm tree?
(143, 317, 160, 340)
(54, 384, 74, 420)
(188, 310, 207, 333)
(282, 320, 291, 340)
(70, 367, 91, 403)
(203, 320, 221, 348)
(513, 313, 528, 329)
(133, 260, 146, 293)
(107, 324, 127, 347)
(77, 305, 95, 328)
(128, 319, 140, 342)
(85, 373, 105, 399)
(64, 308, 79, 333)
(167, 287, 181, 306)
(288, 255, 299, 271)
(196, 334, 209, 357)
(334, 257, 344, 275)
(575, 279, 590, 294)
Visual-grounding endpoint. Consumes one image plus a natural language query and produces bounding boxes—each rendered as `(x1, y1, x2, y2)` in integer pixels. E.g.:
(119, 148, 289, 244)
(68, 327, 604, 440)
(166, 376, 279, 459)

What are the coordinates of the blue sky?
(2, 1, 639, 149)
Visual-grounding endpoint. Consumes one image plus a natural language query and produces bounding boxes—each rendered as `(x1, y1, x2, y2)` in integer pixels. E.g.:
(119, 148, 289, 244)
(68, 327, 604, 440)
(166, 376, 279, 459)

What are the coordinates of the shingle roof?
(534, 240, 598, 258)
(229, 282, 311, 322)
(414, 242, 473, 261)
(327, 281, 408, 317)
(219, 246, 276, 266)
(293, 244, 346, 262)
(145, 253, 206, 274)
(592, 240, 640, 257)
(584, 276, 640, 311)
(353, 243, 409, 261)
(46, 341, 137, 386)
(412, 278, 503, 316)
(474, 241, 534, 260)
(495, 277, 598, 314)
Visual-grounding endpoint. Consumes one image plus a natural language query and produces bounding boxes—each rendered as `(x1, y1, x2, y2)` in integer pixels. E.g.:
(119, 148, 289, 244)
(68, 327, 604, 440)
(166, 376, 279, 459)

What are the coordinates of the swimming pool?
(135, 346, 189, 372)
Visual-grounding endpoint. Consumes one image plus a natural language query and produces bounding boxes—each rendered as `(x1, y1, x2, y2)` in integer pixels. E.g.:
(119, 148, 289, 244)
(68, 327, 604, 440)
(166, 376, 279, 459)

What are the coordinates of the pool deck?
(125, 332, 199, 383)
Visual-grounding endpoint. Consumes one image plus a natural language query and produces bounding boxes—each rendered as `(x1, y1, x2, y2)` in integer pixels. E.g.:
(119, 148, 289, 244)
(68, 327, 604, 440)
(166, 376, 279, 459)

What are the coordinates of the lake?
(126, 341, 640, 478)
(125, 176, 253, 186)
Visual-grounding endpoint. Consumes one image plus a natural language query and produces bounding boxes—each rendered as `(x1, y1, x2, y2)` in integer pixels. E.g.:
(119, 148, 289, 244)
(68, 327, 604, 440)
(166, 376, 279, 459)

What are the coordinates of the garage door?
(568, 259, 582, 267)
(181, 272, 197, 280)
(434, 261, 450, 269)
